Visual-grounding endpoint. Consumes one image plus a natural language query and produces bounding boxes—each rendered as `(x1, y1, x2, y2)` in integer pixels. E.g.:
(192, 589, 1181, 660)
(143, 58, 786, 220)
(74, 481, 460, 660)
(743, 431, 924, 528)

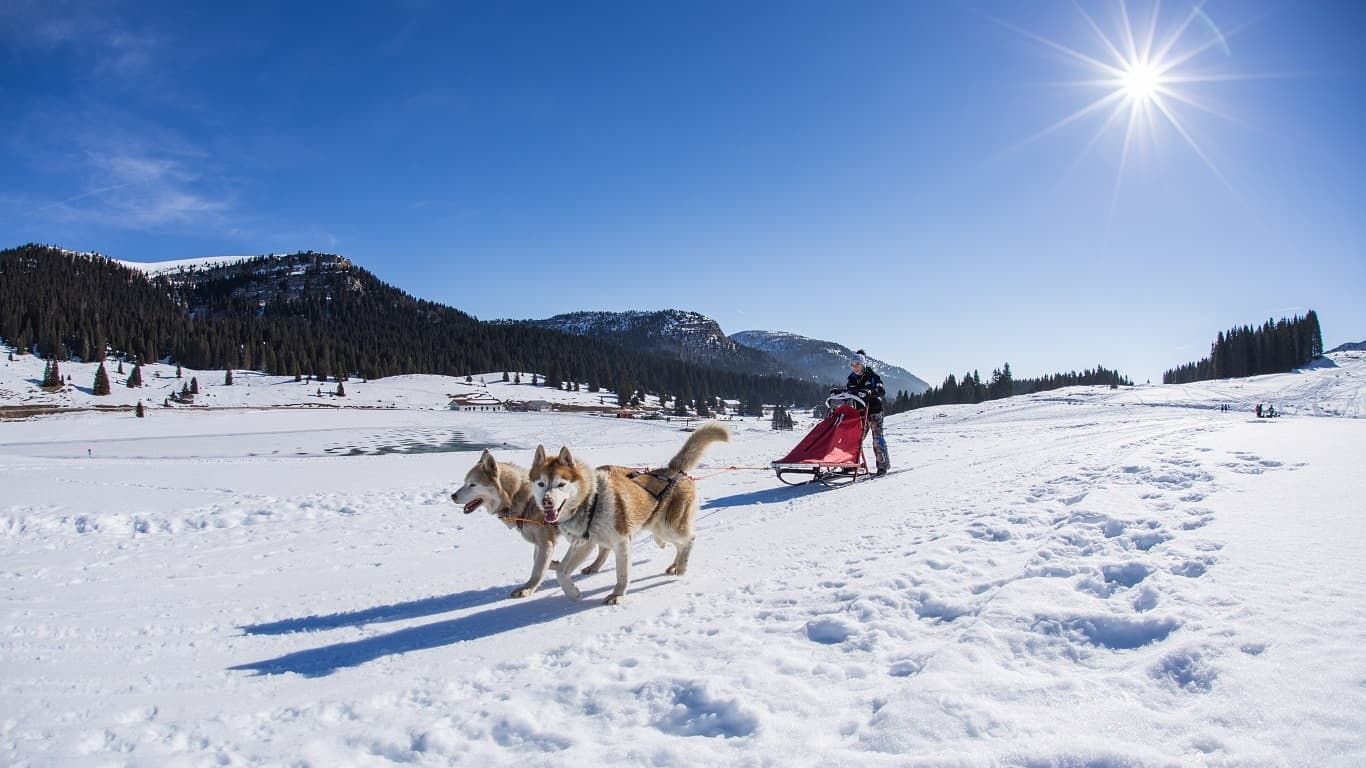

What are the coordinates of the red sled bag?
(772, 393, 870, 486)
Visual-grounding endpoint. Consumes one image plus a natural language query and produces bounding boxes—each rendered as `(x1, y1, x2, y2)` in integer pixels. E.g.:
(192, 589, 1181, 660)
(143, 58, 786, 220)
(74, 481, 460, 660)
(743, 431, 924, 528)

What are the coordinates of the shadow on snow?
(239, 584, 514, 636)
(229, 578, 672, 678)
(701, 479, 837, 511)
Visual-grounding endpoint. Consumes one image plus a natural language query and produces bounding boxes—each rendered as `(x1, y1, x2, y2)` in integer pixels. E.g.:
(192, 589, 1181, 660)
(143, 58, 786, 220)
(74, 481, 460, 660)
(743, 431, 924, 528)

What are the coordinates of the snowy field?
(3, 353, 1365, 766)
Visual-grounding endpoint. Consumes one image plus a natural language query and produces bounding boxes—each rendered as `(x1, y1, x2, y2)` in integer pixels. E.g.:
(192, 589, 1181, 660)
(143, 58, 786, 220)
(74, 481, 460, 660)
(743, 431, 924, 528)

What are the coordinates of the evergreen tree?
(465, 375, 473, 384)
(42, 359, 62, 388)
(135, 401, 145, 418)
(1164, 311, 1323, 384)
(514, 372, 521, 385)
(175, 364, 183, 378)
(93, 363, 111, 395)
(126, 364, 143, 388)
(190, 377, 200, 395)
(336, 381, 346, 397)
(502, 371, 510, 382)
(224, 369, 234, 386)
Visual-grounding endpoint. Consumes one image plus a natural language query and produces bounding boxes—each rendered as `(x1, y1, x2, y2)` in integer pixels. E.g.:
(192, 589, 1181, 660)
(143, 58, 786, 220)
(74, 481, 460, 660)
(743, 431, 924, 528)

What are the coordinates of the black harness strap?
(571, 487, 601, 540)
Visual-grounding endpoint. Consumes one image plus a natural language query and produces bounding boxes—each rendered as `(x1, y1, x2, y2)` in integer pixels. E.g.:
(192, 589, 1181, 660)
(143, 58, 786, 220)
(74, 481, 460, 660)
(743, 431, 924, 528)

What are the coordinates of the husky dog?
(452, 449, 609, 598)
(530, 423, 730, 605)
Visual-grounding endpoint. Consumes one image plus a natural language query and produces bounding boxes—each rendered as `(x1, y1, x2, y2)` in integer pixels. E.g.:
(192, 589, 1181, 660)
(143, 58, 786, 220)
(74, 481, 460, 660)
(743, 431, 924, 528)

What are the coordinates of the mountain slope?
(0, 244, 823, 406)
(519, 310, 780, 371)
(731, 330, 930, 395)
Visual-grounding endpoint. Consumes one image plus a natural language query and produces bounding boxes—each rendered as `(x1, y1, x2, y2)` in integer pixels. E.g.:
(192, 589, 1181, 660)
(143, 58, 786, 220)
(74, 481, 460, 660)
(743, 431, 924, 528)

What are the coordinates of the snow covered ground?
(0, 347, 639, 413)
(2, 354, 1365, 766)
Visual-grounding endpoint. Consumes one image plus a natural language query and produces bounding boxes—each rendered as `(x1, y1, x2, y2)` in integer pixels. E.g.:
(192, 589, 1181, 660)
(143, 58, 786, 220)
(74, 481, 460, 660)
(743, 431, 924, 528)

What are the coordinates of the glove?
(830, 387, 842, 395)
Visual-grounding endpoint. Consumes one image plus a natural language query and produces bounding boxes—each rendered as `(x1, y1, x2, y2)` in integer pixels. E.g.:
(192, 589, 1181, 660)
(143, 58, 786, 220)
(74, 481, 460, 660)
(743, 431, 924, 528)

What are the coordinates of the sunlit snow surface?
(2, 352, 1364, 766)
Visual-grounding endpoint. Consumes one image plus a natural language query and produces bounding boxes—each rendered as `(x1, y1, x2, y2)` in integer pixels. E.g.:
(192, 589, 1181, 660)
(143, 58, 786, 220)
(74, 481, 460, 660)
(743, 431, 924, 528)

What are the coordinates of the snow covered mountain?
(1329, 340, 1366, 353)
(136, 252, 362, 315)
(517, 310, 780, 370)
(731, 329, 930, 395)
(516, 311, 931, 394)
(4, 245, 823, 405)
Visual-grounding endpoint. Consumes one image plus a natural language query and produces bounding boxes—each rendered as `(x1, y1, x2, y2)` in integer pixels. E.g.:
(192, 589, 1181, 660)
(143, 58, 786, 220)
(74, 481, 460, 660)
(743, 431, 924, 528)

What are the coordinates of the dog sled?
(771, 392, 871, 486)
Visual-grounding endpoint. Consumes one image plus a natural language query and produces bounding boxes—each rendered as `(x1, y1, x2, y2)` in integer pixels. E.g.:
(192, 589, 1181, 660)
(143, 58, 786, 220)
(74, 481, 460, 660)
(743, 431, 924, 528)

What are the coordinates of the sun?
(1121, 61, 1161, 103)
(993, 0, 1253, 206)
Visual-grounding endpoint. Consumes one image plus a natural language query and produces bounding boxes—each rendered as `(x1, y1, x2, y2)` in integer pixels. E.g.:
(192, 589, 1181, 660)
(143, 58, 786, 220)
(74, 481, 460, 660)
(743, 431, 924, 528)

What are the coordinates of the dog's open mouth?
(462, 497, 484, 515)
(541, 497, 565, 525)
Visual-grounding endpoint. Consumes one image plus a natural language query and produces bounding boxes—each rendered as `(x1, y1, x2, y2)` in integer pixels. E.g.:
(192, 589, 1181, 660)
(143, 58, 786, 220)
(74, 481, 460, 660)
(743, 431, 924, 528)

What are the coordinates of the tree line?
(0, 244, 825, 407)
(1163, 311, 1323, 384)
(884, 362, 1133, 414)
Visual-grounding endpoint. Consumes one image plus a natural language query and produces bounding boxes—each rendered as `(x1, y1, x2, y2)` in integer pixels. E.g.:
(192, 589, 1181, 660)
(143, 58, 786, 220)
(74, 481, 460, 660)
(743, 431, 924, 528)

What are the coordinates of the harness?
(559, 487, 600, 540)
(626, 469, 683, 505)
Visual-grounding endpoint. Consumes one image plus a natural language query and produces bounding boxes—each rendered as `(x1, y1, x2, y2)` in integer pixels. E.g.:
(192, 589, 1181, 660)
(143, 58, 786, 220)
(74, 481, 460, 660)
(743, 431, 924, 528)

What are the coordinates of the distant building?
(504, 399, 552, 413)
(449, 392, 504, 412)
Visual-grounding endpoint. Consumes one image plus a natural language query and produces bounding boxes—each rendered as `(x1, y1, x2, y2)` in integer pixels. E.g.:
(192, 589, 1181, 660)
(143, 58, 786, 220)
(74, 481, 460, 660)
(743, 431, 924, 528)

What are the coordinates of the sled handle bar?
(826, 392, 867, 410)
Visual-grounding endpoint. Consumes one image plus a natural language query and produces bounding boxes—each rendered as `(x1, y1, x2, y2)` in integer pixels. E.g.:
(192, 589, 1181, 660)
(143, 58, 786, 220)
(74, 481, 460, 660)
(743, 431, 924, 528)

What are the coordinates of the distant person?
(845, 350, 889, 476)
(1256, 403, 1263, 418)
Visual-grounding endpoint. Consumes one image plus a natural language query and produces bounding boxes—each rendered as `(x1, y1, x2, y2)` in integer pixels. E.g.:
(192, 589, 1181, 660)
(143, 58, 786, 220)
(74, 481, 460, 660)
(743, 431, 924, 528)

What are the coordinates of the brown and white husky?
(451, 449, 609, 598)
(530, 423, 730, 605)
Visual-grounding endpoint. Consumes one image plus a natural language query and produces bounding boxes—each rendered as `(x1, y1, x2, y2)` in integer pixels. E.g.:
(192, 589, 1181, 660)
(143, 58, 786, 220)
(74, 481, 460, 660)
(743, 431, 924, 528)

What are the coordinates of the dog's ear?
(532, 444, 546, 467)
(557, 446, 574, 465)
(479, 448, 497, 474)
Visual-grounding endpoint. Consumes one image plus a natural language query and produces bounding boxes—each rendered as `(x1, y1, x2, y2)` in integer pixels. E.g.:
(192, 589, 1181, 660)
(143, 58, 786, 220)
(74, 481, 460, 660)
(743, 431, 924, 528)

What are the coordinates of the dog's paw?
(549, 559, 562, 568)
(581, 564, 602, 575)
(509, 587, 533, 598)
(665, 564, 686, 576)
(563, 586, 582, 602)
(604, 593, 625, 606)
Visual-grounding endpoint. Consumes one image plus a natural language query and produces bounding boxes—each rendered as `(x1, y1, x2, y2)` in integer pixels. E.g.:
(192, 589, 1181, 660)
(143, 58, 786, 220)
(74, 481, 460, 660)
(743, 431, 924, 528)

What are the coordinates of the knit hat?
(850, 350, 868, 366)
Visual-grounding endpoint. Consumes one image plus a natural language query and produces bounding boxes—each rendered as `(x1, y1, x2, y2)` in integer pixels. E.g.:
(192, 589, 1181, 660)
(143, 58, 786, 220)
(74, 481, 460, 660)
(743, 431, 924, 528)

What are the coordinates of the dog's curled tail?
(667, 422, 730, 473)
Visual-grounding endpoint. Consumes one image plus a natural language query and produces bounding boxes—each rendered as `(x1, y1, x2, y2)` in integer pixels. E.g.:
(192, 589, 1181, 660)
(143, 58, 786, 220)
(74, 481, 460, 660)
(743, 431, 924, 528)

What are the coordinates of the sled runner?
(771, 392, 870, 486)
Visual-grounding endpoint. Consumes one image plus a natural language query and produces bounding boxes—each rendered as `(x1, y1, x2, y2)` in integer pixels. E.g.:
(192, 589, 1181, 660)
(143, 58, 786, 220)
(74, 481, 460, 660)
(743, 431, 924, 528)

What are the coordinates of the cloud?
(1, 1, 162, 82)
(32, 149, 232, 231)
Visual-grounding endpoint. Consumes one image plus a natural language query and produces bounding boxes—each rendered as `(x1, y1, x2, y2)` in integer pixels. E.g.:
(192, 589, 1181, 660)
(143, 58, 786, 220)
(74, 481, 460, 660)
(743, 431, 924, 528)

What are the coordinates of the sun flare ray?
(1001, 0, 1265, 204)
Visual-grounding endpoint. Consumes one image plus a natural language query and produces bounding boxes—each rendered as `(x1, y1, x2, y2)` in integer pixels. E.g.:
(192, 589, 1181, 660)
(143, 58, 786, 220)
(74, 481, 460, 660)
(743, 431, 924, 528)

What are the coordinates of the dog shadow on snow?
(239, 557, 657, 637)
(230, 577, 672, 678)
(702, 480, 830, 511)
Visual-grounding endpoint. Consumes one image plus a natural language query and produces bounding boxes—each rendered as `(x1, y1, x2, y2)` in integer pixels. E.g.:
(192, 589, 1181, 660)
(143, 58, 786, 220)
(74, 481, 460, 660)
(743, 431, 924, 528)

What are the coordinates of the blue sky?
(3, 0, 1363, 384)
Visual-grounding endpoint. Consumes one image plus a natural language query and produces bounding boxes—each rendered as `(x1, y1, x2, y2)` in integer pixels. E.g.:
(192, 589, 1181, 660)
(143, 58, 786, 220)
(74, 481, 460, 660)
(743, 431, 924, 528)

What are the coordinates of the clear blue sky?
(3, 0, 1363, 384)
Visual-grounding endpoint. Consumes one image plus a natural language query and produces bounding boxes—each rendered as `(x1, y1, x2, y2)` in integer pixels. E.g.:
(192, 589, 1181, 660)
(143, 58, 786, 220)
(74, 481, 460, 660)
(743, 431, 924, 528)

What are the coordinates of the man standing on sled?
(845, 350, 889, 476)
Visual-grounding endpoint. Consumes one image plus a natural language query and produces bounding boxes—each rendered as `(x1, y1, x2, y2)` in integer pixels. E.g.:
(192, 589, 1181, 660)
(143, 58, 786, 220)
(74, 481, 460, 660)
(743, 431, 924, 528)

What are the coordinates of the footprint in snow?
(1034, 614, 1180, 650)
(1152, 648, 1217, 692)
(805, 617, 857, 644)
(1171, 558, 1213, 578)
